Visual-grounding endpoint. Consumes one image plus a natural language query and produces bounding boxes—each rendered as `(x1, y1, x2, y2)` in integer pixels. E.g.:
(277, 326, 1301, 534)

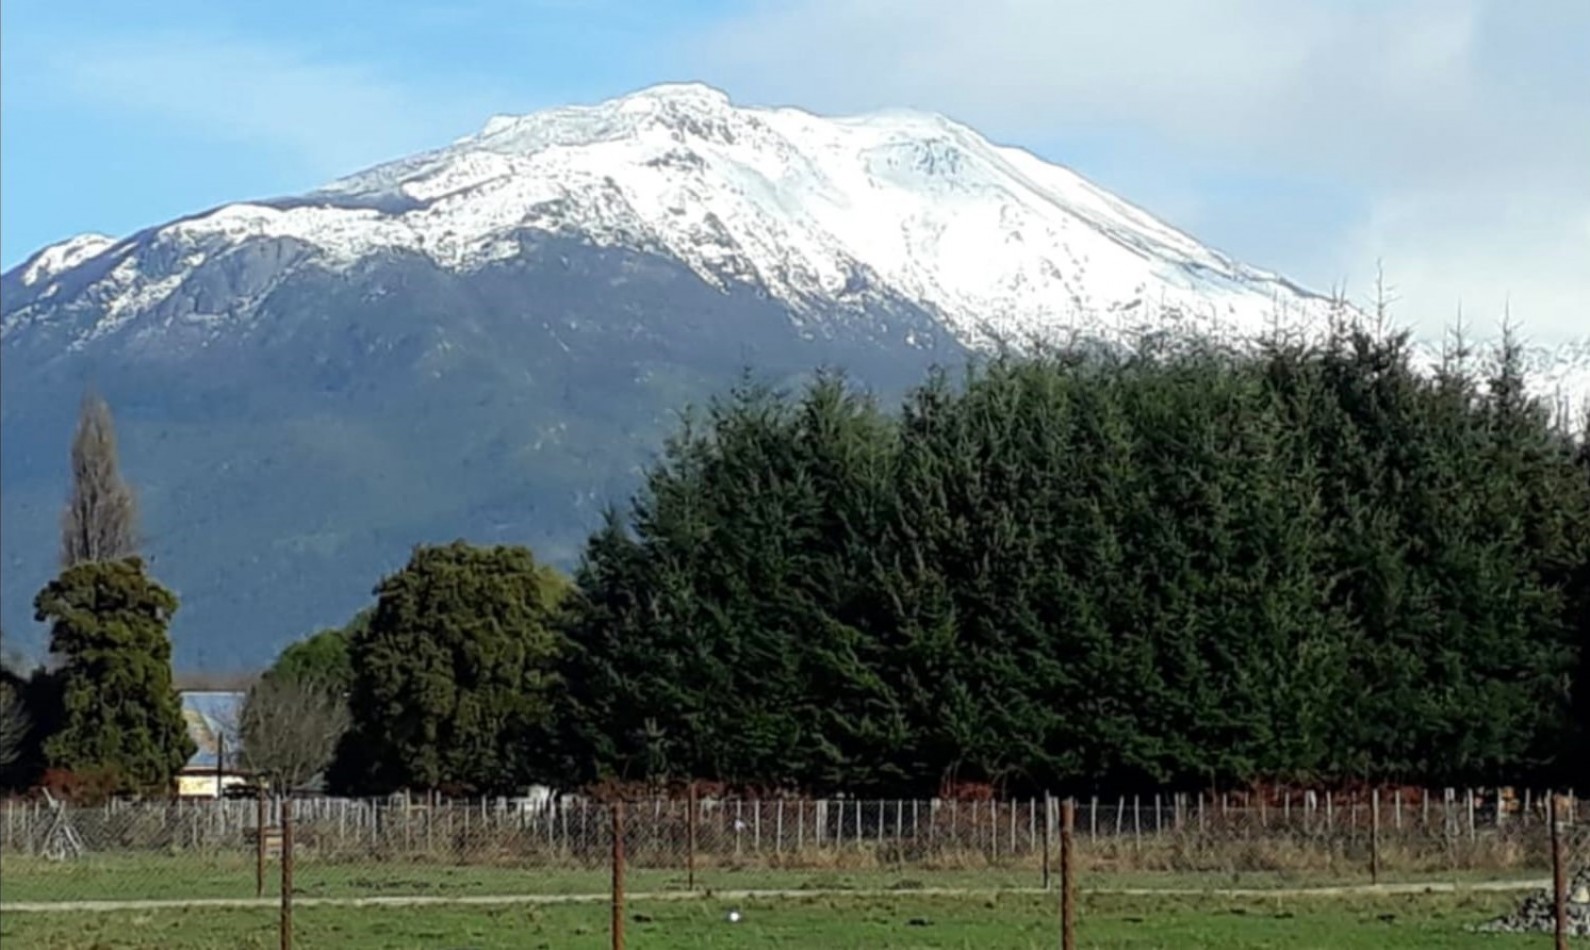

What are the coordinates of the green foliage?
(33, 558, 194, 795)
(0, 662, 63, 793)
(334, 542, 566, 795)
(0, 677, 28, 774)
(558, 330, 1590, 794)
(266, 609, 368, 694)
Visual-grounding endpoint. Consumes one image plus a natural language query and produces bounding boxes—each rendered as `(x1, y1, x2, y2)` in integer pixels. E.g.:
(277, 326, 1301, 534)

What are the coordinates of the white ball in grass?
(726, 910, 743, 923)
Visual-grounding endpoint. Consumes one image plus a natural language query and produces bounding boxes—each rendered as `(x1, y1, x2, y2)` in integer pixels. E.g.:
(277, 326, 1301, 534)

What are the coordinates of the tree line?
(1, 393, 192, 797)
(4, 320, 1587, 800)
(549, 327, 1590, 795)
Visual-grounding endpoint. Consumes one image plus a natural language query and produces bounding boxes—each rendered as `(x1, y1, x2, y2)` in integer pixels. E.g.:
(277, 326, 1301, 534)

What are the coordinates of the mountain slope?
(3, 83, 1584, 667)
(3, 83, 1335, 351)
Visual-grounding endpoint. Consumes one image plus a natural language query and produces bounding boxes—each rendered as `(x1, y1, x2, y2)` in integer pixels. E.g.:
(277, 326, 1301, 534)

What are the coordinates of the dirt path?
(0, 879, 1550, 913)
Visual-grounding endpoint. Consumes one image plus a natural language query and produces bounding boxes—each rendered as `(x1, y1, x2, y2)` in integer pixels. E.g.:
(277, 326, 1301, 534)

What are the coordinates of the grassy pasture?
(0, 889, 1536, 948)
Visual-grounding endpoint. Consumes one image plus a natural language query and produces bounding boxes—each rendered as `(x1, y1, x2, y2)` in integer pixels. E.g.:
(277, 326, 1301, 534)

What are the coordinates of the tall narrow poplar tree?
(61, 390, 139, 568)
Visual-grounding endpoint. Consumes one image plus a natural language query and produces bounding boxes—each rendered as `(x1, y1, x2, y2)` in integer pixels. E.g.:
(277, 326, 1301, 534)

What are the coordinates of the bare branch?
(237, 676, 350, 791)
(61, 390, 140, 568)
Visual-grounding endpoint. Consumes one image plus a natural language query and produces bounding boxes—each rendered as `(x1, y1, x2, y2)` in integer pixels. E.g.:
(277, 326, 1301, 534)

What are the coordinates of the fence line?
(4, 789, 1584, 949)
(1, 787, 1580, 866)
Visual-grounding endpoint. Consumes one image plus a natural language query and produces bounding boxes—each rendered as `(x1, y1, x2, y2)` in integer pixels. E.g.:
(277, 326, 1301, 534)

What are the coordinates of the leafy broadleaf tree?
(34, 558, 193, 795)
(266, 608, 369, 695)
(334, 542, 566, 796)
(61, 391, 139, 568)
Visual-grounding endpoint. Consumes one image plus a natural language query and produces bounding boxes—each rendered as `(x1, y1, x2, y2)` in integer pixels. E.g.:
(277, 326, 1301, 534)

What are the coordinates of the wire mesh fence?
(2, 788, 1586, 907)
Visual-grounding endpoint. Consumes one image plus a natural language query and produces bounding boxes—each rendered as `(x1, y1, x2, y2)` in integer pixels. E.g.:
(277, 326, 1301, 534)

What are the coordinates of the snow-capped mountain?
(6, 82, 1337, 351)
(2, 83, 1585, 667)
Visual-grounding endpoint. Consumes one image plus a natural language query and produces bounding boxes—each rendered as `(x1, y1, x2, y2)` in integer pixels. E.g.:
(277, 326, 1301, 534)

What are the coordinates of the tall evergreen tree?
(60, 390, 139, 568)
(556, 327, 1590, 794)
(34, 558, 192, 795)
(335, 542, 566, 795)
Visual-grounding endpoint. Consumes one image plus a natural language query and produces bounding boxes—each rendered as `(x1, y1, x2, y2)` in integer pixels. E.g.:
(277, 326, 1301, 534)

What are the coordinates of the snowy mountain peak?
(289, 83, 1339, 348)
(471, 83, 736, 151)
(9, 83, 1340, 351)
(16, 233, 117, 287)
(3, 83, 1585, 409)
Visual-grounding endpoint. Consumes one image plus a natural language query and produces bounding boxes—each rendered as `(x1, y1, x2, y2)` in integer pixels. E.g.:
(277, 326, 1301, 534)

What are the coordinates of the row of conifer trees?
(548, 327, 1590, 796)
(5, 322, 1588, 799)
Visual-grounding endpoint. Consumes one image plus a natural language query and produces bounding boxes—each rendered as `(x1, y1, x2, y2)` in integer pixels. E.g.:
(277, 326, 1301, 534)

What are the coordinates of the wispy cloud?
(688, 0, 1590, 341)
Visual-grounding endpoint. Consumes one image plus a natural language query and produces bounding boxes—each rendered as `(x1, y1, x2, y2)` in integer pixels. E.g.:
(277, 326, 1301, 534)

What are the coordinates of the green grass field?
(3, 850, 1560, 947)
(0, 852, 1549, 904)
(0, 890, 1538, 948)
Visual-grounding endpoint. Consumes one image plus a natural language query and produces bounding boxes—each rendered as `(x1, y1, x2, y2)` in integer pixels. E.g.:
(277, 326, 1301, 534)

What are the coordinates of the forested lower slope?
(553, 328, 1590, 795)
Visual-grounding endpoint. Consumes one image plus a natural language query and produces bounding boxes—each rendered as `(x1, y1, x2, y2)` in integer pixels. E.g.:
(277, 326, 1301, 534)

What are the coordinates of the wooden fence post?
(1041, 793, 1052, 891)
(686, 784, 697, 892)
(1551, 792, 1568, 950)
(1370, 788, 1380, 885)
(256, 787, 267, 898)
(279, 797, 293, 950)
(612, 800, 626, 950)
(1060, 798, 1076, 950)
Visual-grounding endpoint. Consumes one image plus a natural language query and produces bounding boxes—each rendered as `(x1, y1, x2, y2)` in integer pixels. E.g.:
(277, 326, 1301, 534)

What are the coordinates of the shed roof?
(179, 690, 245, 771)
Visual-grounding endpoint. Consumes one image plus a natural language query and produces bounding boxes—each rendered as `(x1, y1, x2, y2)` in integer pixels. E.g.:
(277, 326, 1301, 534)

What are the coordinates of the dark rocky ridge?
(1, 234, 961, 668)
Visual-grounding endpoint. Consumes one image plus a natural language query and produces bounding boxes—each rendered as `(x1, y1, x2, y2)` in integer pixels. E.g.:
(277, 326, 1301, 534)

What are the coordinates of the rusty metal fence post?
(612, 800, 626, 950)
(280, 796, 294, 950)
(1041, 792, 1052, 891)
(1370, 787, 1380, 885)
(1550, 792, 1567, 950)
(256, 787, 267, 898)
(687, 782, 697, 893)
(1061, 798, 1076, 950)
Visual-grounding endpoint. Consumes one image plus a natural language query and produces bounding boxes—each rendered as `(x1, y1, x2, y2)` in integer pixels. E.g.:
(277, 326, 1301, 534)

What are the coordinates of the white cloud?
(43, 31, 497, 181)
(689, 0, 1590, 342)
(1337, 188, 1590, 341)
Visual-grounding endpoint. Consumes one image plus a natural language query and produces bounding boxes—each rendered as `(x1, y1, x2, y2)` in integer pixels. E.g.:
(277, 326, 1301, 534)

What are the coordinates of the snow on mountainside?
(304, 82, 1331, 345)
(3, 83, 1586, 668)
(3, 82, 1586, 408)
(4, 83, 1329, 348)
(15, 233, 117, 288)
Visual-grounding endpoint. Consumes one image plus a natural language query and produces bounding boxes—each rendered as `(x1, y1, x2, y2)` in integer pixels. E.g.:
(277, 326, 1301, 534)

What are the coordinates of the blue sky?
(3, 0, 1586, 341)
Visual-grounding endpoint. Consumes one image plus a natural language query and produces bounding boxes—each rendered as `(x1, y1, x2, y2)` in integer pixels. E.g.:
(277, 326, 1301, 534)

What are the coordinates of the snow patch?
(17, 233, 117, 286)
